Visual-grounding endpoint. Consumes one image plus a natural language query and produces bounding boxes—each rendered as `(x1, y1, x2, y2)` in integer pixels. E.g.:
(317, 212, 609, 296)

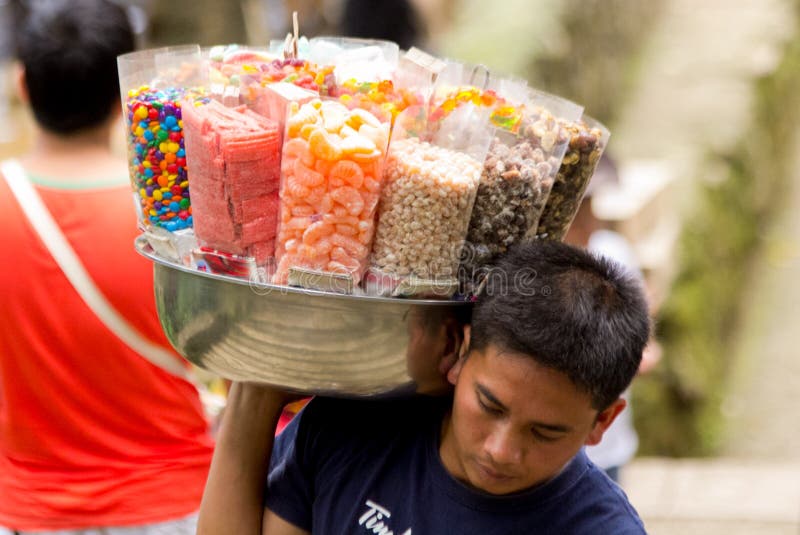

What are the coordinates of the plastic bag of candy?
(535, 115, 610, 241)
(460, 86, 583, 292)
(118, 45, 206, 262)
(272, 98, 390, 292)
(365, 82, 493, 298)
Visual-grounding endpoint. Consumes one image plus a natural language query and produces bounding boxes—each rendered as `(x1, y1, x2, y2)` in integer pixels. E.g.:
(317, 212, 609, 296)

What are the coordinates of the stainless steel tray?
(137, 237, 471, 397)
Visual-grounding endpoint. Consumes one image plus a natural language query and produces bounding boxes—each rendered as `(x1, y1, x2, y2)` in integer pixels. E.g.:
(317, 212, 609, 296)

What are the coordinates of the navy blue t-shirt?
(266, 397, 646, 535)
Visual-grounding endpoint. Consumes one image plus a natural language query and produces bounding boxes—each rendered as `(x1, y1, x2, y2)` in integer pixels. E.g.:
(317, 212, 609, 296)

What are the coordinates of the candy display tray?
(137, 236, 470, 397)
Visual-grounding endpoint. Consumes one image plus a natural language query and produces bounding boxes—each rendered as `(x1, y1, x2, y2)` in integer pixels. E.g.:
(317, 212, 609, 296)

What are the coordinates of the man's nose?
(484, 423, 523, 465)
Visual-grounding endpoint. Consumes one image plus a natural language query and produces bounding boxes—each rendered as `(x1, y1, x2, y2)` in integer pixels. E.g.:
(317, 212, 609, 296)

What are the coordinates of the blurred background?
(2, 0, 799, 532)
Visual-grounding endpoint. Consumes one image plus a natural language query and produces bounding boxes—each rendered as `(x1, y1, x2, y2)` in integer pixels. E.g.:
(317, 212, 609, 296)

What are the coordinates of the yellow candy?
(288, 103, 322, 138)
(299, 123, 317, 140)
(340, 124, 358, 138)
(308, 128, 343, 161)
(180, 181, 189, 188)
(134, 127, 144, 137)
(159, 142, 168, 153)
(322, 110, 346, 134)
(134, 106, 148, 120)
(340, 134, 376, 155)
(346, 108, 381, 130)
(149, 209, 157, 216)
(139, 188, 146, 198)
(168, 142, 179, 153)
(358, 124, 388, 152)
(153, 190, 163, 201)
(142, 161, 151, 168)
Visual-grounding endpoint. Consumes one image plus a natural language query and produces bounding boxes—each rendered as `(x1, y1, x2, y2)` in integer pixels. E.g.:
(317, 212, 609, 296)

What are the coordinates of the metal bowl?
(137, 238, 471, 397)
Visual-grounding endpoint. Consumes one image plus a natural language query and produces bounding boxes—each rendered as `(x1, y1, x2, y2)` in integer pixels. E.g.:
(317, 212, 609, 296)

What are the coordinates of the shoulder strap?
(1, 159, 190, 380)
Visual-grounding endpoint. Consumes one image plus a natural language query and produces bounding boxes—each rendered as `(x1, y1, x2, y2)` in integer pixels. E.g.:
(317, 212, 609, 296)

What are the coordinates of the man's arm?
(197, 382, 308, 535)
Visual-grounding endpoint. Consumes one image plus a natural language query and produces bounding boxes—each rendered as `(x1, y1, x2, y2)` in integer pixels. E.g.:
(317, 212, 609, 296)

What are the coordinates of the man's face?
(439, 343, 624, 495)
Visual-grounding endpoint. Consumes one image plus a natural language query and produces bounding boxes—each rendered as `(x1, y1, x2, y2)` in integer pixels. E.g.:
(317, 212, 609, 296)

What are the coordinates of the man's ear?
(437, 318, 463, 376)
(584, 398, 627, 446)
(15, 63, 29, 105)
(445, 325, 470, 385)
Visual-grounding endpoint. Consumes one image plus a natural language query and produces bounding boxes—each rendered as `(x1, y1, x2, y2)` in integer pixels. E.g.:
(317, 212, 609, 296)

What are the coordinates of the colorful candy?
(430, 87, 523, 133)
(273, 99, 389, 285)
(125, 86, 191, 231)
(329, 78, 423, 125)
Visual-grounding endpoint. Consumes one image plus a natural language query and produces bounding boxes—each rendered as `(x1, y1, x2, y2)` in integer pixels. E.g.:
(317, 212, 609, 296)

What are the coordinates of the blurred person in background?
(341, 0, 425, 50)
(566, 155, 661, 484)
(0, 0, 213, 533)
(0, 0, 15, 143)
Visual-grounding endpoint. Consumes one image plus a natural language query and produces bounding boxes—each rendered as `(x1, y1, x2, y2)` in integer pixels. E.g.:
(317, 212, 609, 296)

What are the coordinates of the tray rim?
(135, 235, 471, 307)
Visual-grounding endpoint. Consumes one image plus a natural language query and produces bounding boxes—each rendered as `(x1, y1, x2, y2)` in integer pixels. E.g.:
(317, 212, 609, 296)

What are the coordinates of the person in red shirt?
(0, 1, 213, 533)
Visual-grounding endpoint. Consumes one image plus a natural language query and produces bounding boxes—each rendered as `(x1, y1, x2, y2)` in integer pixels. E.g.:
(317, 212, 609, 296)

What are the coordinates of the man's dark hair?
(15, 0, 135, 135)
(342, 0, 424, 51)
(470, 240, 650, 410)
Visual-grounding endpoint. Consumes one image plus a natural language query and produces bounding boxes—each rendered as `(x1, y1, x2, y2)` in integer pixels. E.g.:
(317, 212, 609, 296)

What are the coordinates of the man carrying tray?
(198, 240, 650, 534)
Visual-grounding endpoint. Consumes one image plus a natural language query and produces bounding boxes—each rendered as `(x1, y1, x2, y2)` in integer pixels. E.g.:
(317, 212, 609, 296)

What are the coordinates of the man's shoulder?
(280, 395, 449, 455)
(302, 395, 449, 429)
(553, 452, 646, 533)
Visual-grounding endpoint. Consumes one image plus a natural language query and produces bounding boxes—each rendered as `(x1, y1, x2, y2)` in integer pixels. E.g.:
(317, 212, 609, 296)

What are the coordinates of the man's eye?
(532, 429, 559, 442)
(477, 397, 502, 415)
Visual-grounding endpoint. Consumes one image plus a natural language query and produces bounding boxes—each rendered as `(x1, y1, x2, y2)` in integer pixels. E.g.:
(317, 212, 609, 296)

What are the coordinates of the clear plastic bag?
(366, 100, 493, 298)
(308, 36, 399, 85)
(118, 45, 205, 233)
(535, 115, 610, 241)
(182, 98, 282, 273)
(461, 88, 583, 290)
(272, 98, 391, 291)
(118, 46, 205, 264)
